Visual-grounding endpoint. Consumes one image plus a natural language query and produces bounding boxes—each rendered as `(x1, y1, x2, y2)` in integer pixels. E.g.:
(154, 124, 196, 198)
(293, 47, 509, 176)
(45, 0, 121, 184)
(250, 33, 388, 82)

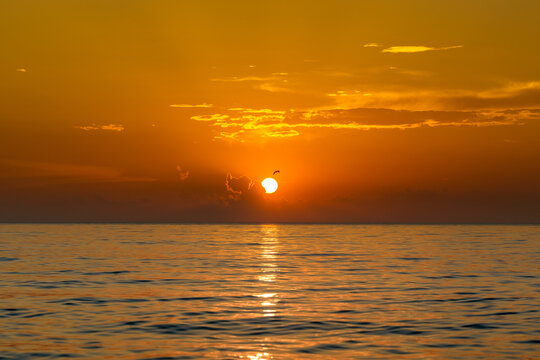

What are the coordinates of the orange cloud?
(170, 103, 213, 108)
(74, 124, 124, 132)
(210, 76, 274, 82)
(211, 75, 292, 93)
(325, 82, 540, 111)
(189, 106, 527, 141)
(264, 129, 300, 137)
(191, 114, 229, 122)
(382, 45, 462, 53)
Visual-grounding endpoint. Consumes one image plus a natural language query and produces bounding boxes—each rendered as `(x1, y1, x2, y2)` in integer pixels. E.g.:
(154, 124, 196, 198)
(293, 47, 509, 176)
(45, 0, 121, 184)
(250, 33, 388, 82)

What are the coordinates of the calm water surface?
(0, 224, 539, 359)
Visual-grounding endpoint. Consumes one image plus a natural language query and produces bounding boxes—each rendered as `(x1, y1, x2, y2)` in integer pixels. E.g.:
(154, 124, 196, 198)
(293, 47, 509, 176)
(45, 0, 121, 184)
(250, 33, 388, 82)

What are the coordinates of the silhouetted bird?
(273, 170, 280, 176)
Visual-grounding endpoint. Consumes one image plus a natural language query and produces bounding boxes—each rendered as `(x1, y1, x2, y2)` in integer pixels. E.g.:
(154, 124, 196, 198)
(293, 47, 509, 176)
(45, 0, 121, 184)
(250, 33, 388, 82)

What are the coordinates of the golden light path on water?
(259, 225, 280, 316)
(238, 225, 280, 360)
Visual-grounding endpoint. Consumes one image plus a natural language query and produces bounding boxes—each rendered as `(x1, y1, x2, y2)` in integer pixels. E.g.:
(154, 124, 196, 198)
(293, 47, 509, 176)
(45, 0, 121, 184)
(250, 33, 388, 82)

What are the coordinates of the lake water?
(0, 224, 539, 359)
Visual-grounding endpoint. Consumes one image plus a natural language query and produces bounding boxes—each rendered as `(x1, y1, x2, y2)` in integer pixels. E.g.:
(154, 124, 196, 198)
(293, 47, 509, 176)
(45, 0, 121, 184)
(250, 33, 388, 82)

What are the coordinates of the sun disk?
(261, 178, 278, 194)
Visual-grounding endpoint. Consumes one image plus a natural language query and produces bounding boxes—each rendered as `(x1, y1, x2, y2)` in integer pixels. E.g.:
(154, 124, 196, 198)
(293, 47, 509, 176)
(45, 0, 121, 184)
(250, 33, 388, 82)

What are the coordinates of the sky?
(1, 0, 539, 223)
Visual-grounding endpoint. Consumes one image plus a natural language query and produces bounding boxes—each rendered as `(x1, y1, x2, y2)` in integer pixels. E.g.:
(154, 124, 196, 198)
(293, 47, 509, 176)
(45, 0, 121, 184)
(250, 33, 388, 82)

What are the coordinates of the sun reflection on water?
(258, 225, 280, 318)
(245, 352, 271, 360)
(240, 225, 282, 360)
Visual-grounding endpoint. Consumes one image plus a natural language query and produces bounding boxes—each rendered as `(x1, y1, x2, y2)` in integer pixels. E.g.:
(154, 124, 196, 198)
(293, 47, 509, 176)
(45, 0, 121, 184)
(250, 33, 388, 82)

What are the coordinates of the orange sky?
(1, 0, 539, 223)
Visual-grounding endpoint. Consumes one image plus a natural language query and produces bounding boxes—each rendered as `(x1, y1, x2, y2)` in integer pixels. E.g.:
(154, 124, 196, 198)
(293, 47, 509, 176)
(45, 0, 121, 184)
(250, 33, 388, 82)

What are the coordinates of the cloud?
(226, 108, 285, 115)
(326, 82, 540, 111)
(211, 75, 292, 93)
(74, 124, 124, 132)
(176, 165, 190, 181)
(15, 68, 26, 72)
(382, 45, 462, 53)
(211, 76, 273, 82)
(256, 81, 293, 93)
(328, 90, 372, 97)
(170, 103, 213, 108)
(363, 43, 381, 47)
(190, 106, 527, 141)
(216, 130, 246, 142)
(101, 124, 125, 131)
(225, 173, 253, 197)
(191, 114, 229, 122)
(184, 82, 539, 141)
(263, 129, 300, 137)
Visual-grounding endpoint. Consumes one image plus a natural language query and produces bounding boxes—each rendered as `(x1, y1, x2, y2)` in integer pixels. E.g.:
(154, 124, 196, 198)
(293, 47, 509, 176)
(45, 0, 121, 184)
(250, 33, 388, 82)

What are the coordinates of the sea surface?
(0, 224, 539, 359)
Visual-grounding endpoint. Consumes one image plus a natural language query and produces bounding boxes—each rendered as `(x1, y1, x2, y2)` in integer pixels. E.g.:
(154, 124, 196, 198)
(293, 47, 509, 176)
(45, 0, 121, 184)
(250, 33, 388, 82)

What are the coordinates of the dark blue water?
(0, 224, 539, 359)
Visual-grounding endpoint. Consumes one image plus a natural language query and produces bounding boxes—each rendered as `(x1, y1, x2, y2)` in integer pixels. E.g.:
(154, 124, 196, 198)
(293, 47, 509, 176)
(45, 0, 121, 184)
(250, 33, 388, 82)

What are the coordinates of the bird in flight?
(273, 170, 280, 176)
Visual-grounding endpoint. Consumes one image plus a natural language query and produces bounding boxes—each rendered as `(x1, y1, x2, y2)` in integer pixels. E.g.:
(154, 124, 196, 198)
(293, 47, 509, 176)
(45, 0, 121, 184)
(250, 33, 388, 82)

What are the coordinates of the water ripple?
(0, 224, 538, 359)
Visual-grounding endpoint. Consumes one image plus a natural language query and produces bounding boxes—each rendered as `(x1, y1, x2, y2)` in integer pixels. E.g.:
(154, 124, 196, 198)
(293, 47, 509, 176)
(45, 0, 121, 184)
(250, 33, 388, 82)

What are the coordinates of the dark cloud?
(444, 88, 540, 110)
(225, 174, 254, 197)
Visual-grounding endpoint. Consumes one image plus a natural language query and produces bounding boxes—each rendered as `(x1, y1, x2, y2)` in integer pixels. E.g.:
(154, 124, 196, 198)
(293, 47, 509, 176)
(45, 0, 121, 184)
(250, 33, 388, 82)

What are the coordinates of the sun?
(261, 178, 278, 194)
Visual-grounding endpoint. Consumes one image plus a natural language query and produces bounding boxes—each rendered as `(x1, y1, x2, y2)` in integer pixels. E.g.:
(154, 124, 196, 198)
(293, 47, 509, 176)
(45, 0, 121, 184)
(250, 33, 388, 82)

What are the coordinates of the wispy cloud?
(363, 43, 381, 47)
(170, 103, 213, 108)
(262, 129, 300, 138)
(328, 90, 372, 97)
(325, 82, 540, 111)
(74, 124, 124, 132)
(215, 131, 245, 142)
(211, 75, 292, 93)
(210, 76, 273, 82)
(382, 45, 462, 53)
(191, 114, 229, 122)
(256, 81, 292, 93)
(15, 68, 27, 72)
(190, 105, 526, 142)
(227, 108, 285, 115)
(101, 124, 124, 131)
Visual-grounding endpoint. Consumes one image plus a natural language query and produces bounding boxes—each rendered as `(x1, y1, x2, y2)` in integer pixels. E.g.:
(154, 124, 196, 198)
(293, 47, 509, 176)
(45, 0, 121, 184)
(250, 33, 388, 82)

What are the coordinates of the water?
(0, 224, 538, 359)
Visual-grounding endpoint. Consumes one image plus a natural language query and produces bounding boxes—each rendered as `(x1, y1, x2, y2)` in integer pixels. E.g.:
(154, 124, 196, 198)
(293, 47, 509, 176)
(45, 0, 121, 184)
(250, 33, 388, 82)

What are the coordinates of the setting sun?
(261, 178, 278, 194)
